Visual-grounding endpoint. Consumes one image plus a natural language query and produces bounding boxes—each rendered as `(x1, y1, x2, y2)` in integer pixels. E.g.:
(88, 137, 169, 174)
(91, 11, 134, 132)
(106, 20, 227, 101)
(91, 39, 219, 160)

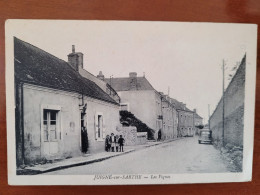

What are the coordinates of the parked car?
(198, 129, 212, 144)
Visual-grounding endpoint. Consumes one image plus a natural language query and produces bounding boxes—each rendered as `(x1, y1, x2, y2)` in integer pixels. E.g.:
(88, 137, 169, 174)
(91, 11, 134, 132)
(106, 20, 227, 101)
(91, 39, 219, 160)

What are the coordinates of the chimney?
(193, 109, 197, 113)
(67, 45, 83, 71)
(129, 72, 137, 90)
(129, 72, 137, 78)
(97, 71, 105, 81)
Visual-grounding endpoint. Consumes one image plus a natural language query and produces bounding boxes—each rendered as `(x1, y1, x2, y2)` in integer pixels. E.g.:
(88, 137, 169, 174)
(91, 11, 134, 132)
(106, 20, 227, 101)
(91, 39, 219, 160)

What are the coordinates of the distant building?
(161, 94, 178, 140)
(14, 38, 120, 167)
(170, 99, 195, 137)
(101, 72, 177, 140)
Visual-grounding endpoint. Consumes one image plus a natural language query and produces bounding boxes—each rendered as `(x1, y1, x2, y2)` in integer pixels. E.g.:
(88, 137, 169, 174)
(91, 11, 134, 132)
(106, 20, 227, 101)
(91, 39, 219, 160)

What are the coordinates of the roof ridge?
(14, 37, 118, 105)
(14, 36, 71, 68)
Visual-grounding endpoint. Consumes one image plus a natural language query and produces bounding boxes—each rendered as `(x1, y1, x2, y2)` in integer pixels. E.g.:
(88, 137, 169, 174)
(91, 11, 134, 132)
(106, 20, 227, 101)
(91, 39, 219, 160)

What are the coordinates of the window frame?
(41, 104, 61, 143)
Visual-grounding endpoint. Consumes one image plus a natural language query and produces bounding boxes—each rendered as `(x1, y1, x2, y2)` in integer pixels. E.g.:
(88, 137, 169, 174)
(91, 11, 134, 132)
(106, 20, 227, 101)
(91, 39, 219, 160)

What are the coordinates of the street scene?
(11, 21, 249, 177)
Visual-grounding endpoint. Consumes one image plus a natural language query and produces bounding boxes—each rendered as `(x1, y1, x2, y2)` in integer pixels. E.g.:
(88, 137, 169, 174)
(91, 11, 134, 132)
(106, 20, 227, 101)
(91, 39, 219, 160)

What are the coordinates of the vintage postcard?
(5, 20, 257, 185)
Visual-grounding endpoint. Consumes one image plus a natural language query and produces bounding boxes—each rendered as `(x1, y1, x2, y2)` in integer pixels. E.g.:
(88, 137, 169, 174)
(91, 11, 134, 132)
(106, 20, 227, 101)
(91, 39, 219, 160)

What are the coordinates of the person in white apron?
(110, 133, 115, 152)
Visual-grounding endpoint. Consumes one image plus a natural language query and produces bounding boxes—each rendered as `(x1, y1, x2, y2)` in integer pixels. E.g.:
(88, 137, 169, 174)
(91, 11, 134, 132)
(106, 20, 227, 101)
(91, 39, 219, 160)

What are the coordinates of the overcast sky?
(9, 20, 256, 123)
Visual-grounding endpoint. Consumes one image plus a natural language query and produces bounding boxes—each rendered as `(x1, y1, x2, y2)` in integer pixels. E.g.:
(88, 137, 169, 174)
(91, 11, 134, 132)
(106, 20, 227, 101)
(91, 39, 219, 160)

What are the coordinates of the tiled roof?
(104, 77, 155, 91)
(169, 98, 193, 112)
(14, 37, 118, 105)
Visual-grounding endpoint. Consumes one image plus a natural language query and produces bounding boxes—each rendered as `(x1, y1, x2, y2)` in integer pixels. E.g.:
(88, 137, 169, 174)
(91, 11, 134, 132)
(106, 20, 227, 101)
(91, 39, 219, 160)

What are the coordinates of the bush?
(120, 110, 155, 140)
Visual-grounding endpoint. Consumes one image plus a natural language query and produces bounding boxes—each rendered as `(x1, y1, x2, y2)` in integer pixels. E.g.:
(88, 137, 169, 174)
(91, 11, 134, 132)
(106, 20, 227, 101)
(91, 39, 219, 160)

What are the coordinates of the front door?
(43, 109, 59, 156)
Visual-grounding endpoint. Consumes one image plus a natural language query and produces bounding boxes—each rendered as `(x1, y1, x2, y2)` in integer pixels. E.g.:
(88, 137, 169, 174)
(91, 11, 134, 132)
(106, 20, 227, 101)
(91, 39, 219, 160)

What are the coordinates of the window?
(95, 112, 106, 140)
(43, 109, 58, 142)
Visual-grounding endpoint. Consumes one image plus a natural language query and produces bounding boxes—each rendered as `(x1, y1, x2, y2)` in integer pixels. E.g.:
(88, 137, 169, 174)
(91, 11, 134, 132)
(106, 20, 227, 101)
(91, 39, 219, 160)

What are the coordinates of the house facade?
(161, 94, 178, 140)
(15, 38, 120, 167)
(102, 72, 177, 140)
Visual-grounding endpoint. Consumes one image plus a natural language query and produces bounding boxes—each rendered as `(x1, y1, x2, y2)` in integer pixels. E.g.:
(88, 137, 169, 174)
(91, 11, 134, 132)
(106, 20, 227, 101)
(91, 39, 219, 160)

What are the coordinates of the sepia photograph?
(5, 20, 257, 185)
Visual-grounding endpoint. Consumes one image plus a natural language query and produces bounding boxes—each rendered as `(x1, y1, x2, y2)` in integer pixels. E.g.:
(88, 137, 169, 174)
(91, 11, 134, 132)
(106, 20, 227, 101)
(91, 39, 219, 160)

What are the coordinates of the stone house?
(14, 38, 120, 167)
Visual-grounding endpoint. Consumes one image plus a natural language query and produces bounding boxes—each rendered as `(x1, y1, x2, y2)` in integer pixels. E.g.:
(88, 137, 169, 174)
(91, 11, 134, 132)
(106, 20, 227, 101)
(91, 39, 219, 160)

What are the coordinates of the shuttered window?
(95, 112, 106, 141)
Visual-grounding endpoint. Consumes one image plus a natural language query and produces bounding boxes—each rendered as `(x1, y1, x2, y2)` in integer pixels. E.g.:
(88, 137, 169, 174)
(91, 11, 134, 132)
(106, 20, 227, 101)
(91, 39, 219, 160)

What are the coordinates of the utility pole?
(222, 60, 225, 147)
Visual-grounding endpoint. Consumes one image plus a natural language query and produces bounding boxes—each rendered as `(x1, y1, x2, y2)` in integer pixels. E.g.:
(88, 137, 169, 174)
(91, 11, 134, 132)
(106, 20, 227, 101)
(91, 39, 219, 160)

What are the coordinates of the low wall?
(136, 132, 147, 145)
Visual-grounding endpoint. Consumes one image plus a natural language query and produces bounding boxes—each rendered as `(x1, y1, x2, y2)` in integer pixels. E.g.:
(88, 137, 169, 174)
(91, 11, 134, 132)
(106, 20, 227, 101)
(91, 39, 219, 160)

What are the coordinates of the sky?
(8, 20, 257, 123)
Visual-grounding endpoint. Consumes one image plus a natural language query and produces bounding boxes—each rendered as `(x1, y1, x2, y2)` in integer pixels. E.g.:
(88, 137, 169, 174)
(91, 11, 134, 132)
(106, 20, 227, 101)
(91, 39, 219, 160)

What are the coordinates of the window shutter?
(94, 114, 98, 140)
(102, 117, 106, 139)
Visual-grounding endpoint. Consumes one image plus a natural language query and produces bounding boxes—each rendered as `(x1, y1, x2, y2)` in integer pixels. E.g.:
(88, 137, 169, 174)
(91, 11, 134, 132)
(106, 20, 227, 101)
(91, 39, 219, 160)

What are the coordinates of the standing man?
(158, 129, 162, 141)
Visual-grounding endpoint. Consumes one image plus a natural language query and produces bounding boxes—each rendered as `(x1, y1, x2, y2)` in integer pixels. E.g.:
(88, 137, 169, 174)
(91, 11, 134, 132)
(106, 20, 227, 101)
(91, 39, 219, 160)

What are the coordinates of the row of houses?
(14, 37, 203, 167)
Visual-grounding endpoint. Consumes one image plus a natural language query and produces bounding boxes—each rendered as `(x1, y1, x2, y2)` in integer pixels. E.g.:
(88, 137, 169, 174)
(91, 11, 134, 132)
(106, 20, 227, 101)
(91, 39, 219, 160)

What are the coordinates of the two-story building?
(101, 72, 177, 140)
(170, 98, 195, 137)
(160, 94, 178, 140)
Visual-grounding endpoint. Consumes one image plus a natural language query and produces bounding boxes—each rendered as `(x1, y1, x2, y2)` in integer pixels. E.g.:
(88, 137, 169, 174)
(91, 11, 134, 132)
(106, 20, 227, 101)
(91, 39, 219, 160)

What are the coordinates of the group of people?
(105, 133, 125, 152)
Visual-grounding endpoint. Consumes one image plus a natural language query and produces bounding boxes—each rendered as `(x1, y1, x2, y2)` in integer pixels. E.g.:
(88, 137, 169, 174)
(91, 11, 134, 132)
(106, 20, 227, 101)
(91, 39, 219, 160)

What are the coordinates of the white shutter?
(94, 114, 99, 140)
(102, 116, 106, 139)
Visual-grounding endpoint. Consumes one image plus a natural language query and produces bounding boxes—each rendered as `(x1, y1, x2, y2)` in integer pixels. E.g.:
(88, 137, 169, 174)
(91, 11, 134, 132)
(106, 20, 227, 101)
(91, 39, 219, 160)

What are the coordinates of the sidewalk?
(17, 138, 179, 175)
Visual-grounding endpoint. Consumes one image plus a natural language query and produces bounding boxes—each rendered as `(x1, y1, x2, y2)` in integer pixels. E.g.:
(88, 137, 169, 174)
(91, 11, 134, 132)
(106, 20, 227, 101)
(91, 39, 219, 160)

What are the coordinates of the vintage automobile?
(198, 129, 212, 144)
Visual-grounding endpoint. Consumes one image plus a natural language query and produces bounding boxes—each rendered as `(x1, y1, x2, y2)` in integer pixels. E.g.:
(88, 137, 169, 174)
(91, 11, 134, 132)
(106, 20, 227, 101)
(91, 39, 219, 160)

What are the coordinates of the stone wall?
(209, 55, 245, 148)
(209, 55, 246, 171)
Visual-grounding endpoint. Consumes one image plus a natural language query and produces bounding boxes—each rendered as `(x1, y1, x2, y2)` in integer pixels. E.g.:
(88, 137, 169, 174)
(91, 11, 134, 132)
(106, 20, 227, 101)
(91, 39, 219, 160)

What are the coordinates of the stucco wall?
(209, 56, 245, 148)
(84, 96, 120, 152)
(118, 90, 158, 131)
(79, 67, 107, 92)
(22, 84, 120, 164)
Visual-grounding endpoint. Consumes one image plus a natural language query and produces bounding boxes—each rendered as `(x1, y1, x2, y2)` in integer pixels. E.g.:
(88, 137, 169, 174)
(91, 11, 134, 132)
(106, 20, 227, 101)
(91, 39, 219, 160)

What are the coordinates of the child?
(118, 135, 125, 152)
(115, 135, 119, 152)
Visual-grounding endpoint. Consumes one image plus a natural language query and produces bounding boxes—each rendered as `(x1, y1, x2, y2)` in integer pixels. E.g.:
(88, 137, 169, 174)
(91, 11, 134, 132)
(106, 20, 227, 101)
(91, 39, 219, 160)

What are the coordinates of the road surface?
(44, 137, 231, 175)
